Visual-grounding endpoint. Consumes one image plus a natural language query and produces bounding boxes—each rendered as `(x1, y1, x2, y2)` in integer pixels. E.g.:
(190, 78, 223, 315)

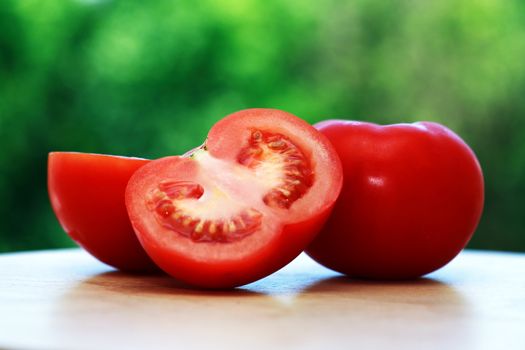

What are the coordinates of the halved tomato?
(48, 152, 158, 272)
(125, 109, 343, 288)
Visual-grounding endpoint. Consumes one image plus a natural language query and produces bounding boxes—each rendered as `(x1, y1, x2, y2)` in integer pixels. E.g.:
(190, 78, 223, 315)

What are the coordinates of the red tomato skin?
(48, 152, 158, 272)
(306, 121, 484, 279)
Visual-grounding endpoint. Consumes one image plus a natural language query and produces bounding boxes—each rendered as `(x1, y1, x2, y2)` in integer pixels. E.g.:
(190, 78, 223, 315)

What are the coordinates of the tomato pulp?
(306, 121, 484, 279)
(126, 109, 343, 288)
(48, 152, 158, 272)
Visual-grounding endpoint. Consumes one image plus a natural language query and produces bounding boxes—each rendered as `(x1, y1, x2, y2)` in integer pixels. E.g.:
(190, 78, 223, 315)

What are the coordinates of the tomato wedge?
(48, 152, 158, 272)
(125, 109, 343, 288)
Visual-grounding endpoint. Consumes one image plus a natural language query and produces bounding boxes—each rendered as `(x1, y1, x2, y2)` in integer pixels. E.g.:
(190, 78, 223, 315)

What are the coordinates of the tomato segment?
(48, 152, 158, 272)
(126, 109, 343, 288)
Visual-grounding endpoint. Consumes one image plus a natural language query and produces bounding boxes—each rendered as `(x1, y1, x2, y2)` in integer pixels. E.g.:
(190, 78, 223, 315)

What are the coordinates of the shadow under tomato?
(299, 274, 470, 306)
(72, 269, 263, 297)
(50, 268, 314, 349)
(301, 274, 458, 291)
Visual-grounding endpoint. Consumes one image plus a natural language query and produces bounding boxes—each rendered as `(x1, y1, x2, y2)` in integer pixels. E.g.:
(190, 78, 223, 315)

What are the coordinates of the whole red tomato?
(306, 120, 484, 279)
(48, 152, 158, 272)
(126, 109, 343, 288)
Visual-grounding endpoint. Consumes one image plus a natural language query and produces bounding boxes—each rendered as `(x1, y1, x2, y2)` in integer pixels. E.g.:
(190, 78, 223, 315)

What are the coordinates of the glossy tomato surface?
(48, 152, 158, 272)
(306, 121, 484, 279)
(126, 109, 343, 288)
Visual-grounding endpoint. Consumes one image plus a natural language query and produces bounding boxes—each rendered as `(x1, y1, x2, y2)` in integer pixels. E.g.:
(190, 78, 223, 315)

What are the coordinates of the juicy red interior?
(237, 129, 314, 209)
(145, 128, 314, 244)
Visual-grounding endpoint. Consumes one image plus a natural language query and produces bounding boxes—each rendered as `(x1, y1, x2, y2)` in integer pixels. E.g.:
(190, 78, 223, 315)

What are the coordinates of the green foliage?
(1, 0, 524, 252)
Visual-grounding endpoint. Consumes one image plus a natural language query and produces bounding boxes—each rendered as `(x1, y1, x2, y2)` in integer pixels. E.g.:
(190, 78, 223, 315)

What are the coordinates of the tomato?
(125, 109, 343, 288)
(48, 152, 158, 272)
(306, 121, 484, 279)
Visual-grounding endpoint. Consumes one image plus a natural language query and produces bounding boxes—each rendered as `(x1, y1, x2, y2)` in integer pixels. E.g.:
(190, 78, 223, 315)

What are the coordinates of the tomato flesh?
(148, 179, 262, 243)
(237, 130, 314, 209)
(48, 152, 158, 272)
(126, 109, 343, 288)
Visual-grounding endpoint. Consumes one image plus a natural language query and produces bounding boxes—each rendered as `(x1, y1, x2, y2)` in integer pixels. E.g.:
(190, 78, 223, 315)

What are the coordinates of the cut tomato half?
(126, 109, 343, 288)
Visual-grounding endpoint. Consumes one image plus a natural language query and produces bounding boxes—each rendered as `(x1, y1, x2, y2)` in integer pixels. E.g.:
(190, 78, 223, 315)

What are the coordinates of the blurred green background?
(1, 0, 524, 253)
